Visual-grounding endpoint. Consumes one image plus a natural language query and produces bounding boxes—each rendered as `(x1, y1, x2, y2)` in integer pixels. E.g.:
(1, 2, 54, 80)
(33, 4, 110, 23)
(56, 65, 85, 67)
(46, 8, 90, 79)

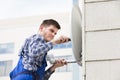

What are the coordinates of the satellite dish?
(71, 4, 82, 66)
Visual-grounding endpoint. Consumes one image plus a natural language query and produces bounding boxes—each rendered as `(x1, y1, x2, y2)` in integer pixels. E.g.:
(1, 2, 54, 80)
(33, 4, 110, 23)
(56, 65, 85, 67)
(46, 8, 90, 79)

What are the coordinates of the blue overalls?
(9, 54, 47, 80)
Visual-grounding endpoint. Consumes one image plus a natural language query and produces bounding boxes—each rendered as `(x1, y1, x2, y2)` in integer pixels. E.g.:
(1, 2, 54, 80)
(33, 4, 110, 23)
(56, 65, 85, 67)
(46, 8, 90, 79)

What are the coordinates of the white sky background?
(0, 0, 72, 19)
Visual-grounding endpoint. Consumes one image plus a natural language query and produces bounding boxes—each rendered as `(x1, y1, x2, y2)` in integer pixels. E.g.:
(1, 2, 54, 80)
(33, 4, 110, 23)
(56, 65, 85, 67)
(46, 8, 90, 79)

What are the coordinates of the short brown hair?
(41, 19, 61, 29)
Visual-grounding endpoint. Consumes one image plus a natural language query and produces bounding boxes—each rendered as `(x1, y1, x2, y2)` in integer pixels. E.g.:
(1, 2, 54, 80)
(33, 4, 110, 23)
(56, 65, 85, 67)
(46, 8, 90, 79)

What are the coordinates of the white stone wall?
(84, 0, 120, 80)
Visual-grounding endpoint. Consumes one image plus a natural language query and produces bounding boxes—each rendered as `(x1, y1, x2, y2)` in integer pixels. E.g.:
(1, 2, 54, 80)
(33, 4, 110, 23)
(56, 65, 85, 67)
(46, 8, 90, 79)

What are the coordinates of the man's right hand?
(51, 35, 70, 45)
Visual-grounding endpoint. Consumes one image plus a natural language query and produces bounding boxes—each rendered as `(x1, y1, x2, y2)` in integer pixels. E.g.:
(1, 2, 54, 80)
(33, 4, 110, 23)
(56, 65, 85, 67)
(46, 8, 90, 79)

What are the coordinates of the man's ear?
(39, 25, 44, 31)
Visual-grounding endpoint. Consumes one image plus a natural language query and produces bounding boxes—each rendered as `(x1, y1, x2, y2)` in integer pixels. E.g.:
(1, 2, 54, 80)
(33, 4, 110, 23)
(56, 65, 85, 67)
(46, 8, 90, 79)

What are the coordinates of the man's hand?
(50, 59, 67, 72)
(51, 35, 70, 45)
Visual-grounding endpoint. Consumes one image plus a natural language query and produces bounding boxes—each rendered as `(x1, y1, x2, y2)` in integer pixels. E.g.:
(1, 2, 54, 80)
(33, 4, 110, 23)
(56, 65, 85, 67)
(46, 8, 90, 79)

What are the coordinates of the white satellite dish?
(71, 4, 82, 66)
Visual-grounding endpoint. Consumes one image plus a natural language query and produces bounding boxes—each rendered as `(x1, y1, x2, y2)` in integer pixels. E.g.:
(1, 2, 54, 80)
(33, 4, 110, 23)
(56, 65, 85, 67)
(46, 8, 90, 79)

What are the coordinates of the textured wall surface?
(84, 0, 120, 80)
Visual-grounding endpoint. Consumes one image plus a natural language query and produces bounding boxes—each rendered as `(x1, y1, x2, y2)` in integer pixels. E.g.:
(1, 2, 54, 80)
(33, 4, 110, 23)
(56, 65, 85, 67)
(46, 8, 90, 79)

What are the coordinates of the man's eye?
(50, 29, 57, 35)
(50, 29, 54, 32)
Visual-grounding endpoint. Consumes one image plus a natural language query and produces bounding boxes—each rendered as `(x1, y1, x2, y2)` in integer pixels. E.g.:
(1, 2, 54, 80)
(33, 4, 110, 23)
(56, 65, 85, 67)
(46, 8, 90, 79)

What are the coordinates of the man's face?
(40, 25, 59, 42)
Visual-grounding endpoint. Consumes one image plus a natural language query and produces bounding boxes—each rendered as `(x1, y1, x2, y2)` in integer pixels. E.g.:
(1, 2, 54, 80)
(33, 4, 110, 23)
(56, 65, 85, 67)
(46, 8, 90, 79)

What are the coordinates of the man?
(9, 19, 70, 80)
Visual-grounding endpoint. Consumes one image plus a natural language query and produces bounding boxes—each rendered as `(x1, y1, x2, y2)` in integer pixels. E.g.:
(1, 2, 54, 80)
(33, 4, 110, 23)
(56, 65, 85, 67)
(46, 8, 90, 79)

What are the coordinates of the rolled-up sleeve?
(43, 68, 55, 80)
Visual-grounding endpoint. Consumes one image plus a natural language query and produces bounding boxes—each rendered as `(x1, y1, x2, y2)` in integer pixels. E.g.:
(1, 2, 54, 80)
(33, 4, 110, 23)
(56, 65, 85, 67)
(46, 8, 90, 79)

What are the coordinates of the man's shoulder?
(28, 34, 40, 38)
(28, 34, 43, 41)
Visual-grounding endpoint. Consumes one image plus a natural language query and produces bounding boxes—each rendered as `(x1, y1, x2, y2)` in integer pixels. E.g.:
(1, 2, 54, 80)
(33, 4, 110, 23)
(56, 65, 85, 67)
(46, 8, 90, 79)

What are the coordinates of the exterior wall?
(84, 0, 120, 80)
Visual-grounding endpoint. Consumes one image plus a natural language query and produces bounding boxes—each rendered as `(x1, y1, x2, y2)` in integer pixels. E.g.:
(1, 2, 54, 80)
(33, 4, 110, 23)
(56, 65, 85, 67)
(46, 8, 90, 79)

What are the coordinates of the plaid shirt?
(19, 34, 54, 80)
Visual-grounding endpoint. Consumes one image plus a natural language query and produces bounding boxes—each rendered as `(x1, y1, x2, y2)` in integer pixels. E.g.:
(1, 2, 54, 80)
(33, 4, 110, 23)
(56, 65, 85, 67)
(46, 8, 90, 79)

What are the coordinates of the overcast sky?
(0, 0, 72, 19)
